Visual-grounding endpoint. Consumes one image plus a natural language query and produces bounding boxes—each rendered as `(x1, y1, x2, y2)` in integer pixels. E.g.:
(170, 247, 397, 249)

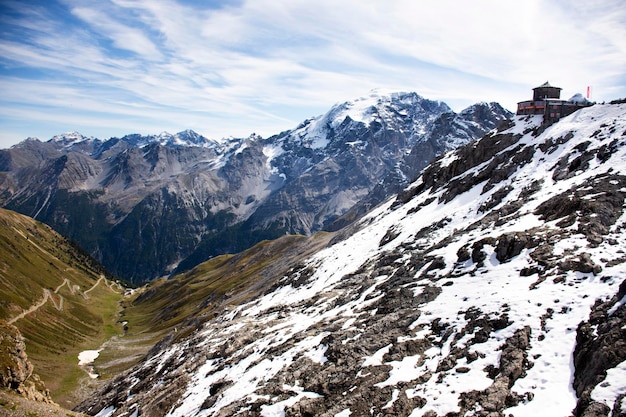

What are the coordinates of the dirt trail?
(55, 277, 79, 295)
(83, 275, 105, 297)
(8, 275, 119, 324)
(7, 290, 53, 324)
(7, 226, 123, 323)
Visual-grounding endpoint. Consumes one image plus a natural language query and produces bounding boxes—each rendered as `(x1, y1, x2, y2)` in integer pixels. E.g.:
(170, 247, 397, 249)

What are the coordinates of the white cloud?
(70, 5, 163, 60)
(0, 0, 624, 147)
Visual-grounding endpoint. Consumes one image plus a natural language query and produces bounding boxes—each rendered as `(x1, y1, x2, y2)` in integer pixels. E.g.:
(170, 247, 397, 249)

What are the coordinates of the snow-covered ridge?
(119, 129, 221, 148)
(46, 129, 222, 150)
(327, 90, 428, 127)
(50, 131, 94, 146)
(79, 103, 626, 417)
(46, 91, 428, 152)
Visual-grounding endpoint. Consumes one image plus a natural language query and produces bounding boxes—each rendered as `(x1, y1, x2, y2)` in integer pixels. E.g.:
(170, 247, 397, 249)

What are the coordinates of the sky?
(0, 0, 625, 148)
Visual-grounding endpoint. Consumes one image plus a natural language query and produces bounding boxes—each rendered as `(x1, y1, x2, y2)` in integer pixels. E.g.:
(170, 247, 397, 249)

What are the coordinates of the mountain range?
(0, 91, 511, 283)
(71, 102, 626, 417)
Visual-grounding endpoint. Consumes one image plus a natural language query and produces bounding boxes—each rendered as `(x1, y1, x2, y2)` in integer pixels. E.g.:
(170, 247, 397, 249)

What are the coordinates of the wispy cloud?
(70, 5, 163, 60)
(0, 0, 624, 147)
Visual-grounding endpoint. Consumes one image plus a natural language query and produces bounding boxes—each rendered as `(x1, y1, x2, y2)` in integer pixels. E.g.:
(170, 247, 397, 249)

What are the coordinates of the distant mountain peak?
(157, 130, 173, 139)
(118, 130, 218, 148)
(327, 90, 449, 127)
(49, 131, 93, 146)
(171, 129, 220, 147)
(459, 101, 507, 113)
(51, 131, 85, 140)
(456, 101, 512, 129)
(13, 137, 42, 147)
(278, 91, 453, 152)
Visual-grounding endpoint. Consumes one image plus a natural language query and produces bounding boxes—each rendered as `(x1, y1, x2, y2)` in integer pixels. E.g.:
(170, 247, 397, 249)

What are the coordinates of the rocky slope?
(0, 92, 510, 283)
(0, 320, 52, 404)
(327, 101, 511, 231)
(0, 320, 89, 416)
(572, 279, 626, 416)
(76, 103, 626, 417)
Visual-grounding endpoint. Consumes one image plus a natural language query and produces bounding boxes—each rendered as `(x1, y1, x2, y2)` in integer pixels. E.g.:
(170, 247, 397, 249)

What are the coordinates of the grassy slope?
(0, 390, 88, 417)
(125, 232, 334, 333)
(0, 208, 125, 408)
(94, 232, 335, 379)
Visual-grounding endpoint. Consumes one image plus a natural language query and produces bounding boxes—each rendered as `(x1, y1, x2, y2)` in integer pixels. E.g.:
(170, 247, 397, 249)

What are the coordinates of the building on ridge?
(516, 81, 593, 123)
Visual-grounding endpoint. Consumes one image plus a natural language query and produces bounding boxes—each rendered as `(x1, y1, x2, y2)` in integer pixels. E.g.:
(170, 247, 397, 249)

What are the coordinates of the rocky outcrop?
(457, 327, 533, 416)
(0, 320, 52, 404)
(535, 173, 626, 246)
(573, 279, 626, 417)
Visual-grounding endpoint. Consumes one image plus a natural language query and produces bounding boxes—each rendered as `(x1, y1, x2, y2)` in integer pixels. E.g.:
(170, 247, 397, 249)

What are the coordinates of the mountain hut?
(516, 81, 592, 122)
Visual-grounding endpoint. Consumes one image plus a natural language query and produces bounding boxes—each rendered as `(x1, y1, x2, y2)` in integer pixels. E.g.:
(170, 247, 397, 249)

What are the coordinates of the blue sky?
(1, 0, 625, 148)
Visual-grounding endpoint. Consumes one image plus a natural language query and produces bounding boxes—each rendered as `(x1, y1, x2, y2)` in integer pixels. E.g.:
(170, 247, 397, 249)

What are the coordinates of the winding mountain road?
(8, 275, 117, 324)
(8, 290, 56, 324)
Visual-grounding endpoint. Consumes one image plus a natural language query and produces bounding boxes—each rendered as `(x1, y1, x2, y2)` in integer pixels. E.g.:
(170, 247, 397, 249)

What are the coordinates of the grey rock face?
(327, 102, 512, 231)
(0, 93, 510, 283)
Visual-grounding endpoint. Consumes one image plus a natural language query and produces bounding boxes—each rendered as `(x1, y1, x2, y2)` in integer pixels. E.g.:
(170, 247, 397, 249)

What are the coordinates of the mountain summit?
(77, 103, 626, 417)
(0, 92, 510, 283)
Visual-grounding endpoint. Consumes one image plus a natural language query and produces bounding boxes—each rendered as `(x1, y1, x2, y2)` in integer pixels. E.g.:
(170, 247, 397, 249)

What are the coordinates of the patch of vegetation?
(122, 232, 333, 341)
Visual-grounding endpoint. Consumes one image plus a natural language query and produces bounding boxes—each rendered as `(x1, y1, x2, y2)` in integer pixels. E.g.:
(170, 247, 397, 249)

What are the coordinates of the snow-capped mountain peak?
(174, 129, 218, 147)
(326, 89, 401, 126)
(49, 131, 93, 147)
(275, 90, 452, 152)
(326, 90, 450, 130)
(122, 130, 219, 148)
